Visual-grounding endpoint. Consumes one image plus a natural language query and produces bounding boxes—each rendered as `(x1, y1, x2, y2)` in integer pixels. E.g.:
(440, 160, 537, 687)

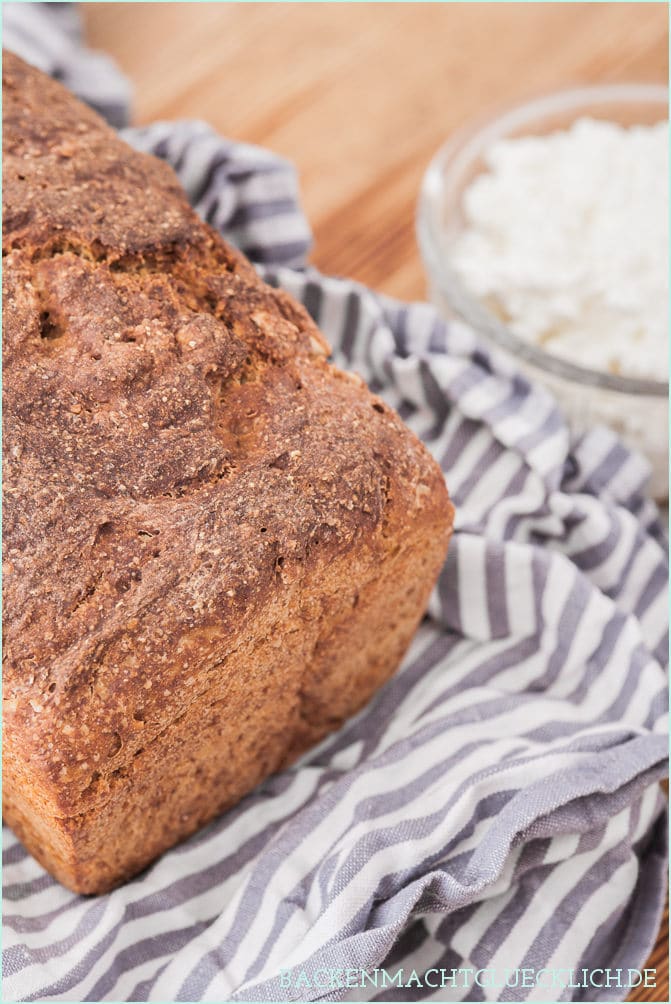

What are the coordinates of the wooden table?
(84, 4, 669, 1000)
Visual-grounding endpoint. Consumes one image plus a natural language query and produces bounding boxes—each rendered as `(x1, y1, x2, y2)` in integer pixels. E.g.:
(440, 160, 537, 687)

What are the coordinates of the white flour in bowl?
(450, 118, 668, 380)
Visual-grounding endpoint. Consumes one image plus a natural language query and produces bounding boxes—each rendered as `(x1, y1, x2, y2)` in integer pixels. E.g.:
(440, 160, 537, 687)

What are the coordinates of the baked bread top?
(2, 52, 452, 818)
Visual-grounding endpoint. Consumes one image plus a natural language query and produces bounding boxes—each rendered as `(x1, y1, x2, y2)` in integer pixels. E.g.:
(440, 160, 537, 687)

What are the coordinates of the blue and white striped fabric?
(2, 6, 668, 1002)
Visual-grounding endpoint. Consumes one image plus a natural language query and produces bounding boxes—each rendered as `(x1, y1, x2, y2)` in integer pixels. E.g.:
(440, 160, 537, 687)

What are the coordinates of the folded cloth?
(2, 6, 668, 1002)
(1, 0, 131, 127)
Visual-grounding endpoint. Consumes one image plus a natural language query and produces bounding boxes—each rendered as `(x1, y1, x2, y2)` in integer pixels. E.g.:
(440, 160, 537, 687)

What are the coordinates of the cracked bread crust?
(2, 52, 454, 892)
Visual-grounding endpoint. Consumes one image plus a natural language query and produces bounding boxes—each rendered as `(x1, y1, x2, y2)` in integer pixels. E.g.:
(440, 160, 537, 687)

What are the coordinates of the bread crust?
(2, 52, 454, 893)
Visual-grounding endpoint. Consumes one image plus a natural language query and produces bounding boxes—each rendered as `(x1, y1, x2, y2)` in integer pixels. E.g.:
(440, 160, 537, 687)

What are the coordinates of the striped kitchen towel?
(2, 5, 668, 1003)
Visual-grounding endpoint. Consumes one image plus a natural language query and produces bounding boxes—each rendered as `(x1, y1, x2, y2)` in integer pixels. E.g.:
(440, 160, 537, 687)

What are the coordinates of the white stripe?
(237, 751, 617, 993)
(525, 421, 571, 480)
(503, 540, 540, 639)
(639, 585, 669, 651)
(441, 883, 519, 963)
(456, 367, 516, 416)
(482, 804, 633, 987)
(456, 536, 491, 640)
(617, 539, 667, 618)
(457, 448, 524, 524)
(6, 770, 324, 1002)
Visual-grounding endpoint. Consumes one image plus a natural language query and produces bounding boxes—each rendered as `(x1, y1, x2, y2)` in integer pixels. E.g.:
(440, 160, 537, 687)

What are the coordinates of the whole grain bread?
(2, 51, 454, 894)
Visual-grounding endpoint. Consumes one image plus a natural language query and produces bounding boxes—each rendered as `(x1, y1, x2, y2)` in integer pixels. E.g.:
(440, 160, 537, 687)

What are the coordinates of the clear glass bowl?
(417, 84, 669, 500)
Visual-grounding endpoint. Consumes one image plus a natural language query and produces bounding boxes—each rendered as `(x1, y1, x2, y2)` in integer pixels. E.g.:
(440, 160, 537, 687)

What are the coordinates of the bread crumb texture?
(2, 52, 453, 892)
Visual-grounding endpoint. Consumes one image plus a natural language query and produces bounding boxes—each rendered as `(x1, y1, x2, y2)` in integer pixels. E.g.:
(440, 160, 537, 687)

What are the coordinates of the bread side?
(2, 52, 454, 893)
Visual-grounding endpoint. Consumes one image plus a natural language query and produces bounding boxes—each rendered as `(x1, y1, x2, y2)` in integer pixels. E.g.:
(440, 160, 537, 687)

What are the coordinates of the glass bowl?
(417, 84, 669, 500)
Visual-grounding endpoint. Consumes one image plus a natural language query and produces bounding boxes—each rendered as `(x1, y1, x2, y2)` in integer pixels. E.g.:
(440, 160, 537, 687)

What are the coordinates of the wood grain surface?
(83, 4, 669, 1001)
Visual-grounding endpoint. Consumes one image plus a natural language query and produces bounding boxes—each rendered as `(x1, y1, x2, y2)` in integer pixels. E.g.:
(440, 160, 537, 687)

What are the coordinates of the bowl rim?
(417, 83, 669, 397)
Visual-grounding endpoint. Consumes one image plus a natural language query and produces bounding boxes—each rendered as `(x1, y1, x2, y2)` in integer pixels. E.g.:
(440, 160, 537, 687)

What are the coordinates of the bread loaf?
(2, 52, 454, 894)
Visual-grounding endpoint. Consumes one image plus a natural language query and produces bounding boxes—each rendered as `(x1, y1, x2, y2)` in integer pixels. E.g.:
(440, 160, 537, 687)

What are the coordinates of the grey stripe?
(302, 280, 324, 327)
(236, 741, 665, 1002)
(340, 292, 362, 365)
(3, 872, 55, 902)
(238, 239, 311, 265)
(500, 829, 640, 1001)
(438, 412, 484, 475)
(181, 726, 510, 999)
(24, 923, 122, 1002)
(446, 362, 490, 402)
(129, 960, 171, 1003)
(643, 685, 668, 731)
(244, 775, 518, 979)
(526, 569, 592, 691)
(1, 892, 83, 935)
(2, 838, 28, 866)
(3, 899, 108, 975)
(581, 440, 632, 499)
(606, 524, 654, 611)
(453, 438, 506, 508)
(485, 544, 511, 639)
(87, 919, 212, 1002)
(228, 197, 300, 228)
(590, 811, 668, 1003)
(570, 513, 621, 572)
(595, 641, 653, 725)
(514, 401, 564, 460)
(468, 842, 556, 968)
(562, 612, 628, 706)
(634, 560, 669, 619)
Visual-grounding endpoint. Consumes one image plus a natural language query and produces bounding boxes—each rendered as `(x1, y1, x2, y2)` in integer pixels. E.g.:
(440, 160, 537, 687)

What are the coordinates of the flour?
(450, 118, 668, 380)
